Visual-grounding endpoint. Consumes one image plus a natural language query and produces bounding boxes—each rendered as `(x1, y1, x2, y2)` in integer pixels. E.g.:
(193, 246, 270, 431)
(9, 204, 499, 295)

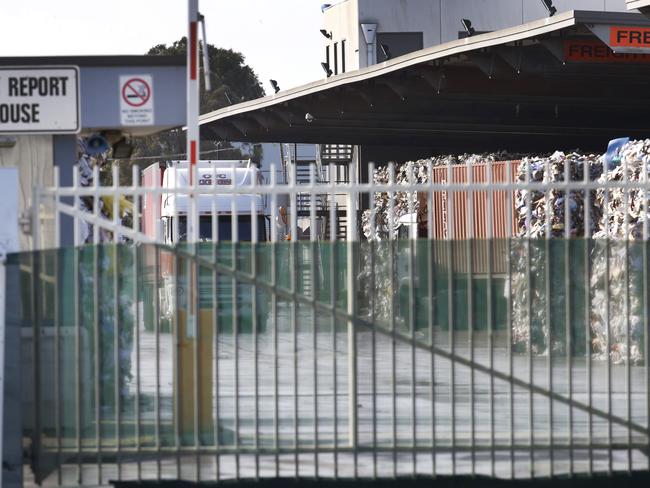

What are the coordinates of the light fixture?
(0, 136, 17, 148)
(540, 0, 557, 17)
(321, 62, 333, 77)
(86, 134, 110, 155)
(305, 113, 315, 123)
(461, 19, 475, 37)
(270, 79, 280, 94)
(320, 29, 332, 39)
(380, 43, 392, 60)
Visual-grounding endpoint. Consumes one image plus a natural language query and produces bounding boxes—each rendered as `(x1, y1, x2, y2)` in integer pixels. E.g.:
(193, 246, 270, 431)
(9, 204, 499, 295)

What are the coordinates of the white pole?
(187, 0, 200, 243)
(0, 168, 19, 482)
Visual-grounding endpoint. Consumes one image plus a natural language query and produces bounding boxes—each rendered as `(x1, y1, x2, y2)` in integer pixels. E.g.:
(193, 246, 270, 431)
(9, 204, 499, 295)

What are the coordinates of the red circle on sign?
(122, 78, 151, 107)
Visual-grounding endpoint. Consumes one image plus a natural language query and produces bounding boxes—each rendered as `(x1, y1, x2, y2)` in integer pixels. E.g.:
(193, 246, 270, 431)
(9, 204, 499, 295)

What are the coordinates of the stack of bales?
(359, 154, 497, 326)
(510, 152, 603, 354)
(360, 153, 500, 240)
(359, 144, 649, 364)
(590, 139, 650, 364)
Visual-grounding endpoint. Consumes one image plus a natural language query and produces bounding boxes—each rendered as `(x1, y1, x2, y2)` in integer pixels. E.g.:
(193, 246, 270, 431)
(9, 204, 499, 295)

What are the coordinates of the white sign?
(0, 67, 79, 134)
(120, 74, 154, 126)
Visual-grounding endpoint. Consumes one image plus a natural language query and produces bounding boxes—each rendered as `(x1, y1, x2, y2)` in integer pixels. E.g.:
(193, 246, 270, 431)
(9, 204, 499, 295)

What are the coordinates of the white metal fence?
(17, 155, 650, 485)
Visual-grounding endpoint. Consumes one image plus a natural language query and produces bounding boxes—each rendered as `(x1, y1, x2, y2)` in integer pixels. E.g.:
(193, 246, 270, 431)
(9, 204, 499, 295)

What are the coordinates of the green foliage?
(125, 37, 265, 167)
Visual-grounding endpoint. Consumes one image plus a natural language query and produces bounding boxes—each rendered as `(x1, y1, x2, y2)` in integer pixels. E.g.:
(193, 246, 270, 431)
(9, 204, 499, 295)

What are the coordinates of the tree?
(129, 37, 265, 165)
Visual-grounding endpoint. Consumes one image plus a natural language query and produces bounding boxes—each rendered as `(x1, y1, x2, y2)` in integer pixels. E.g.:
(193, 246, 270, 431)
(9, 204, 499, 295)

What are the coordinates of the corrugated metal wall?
(426, 160, 519, 274)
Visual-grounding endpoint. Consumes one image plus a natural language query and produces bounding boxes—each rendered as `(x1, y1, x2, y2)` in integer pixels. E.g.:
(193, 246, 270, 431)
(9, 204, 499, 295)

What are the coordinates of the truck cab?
(143, 160, 268, 244)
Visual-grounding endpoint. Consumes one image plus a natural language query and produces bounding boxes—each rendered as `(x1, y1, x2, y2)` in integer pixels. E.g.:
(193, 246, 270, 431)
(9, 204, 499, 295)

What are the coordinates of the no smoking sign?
(119, 74, 154, 126)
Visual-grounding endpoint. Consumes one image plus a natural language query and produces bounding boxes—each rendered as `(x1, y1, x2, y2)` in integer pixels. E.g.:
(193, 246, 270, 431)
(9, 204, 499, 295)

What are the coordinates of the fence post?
(0, 168, 20, 487)
(347, 162, 358, 452)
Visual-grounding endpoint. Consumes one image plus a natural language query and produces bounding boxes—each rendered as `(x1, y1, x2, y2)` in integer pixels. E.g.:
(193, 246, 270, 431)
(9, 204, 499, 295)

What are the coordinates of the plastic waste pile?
(510, 152, 603, 354)
(361, 153, 499, 240)
(358, 143, 650, 364)
(359, 154, 497, 326)
(589, 139, 650, 364)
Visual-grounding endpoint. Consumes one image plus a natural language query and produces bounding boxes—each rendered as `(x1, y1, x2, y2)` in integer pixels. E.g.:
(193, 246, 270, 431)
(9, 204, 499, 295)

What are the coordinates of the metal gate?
(13, 158, 650, 486)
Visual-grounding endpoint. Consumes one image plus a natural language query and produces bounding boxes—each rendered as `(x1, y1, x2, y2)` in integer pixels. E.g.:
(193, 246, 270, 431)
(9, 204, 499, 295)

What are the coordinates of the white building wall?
(323, 0, 628, 70)
(323, 0, 361, 71)
(0, 136, 54, 250)
(358, 0, 442, 67)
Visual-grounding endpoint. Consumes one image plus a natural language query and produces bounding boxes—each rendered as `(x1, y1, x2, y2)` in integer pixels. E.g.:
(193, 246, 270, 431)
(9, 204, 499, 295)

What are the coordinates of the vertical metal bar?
(270, 163, 280, 478)
(446, 159, 456, 476)
(252, 164, 260, 481)
(290, 162, 300, 479)
(173, 238, 181, 479)
(73, 167, 83, 485)
(329, 164, 339, 479)
(132, 165, 142, 481)
(153, 173, 162, 483)
(231, 162, 240, 481)
(584, 154, 593, 477)
(192, 164, 201, 482)
(525, 158, 534, 479)
(641, 158, 650, 470)
(407, 163, 417, 477)
(544, 158, 553, 478)
(30, 196, 43, 484)
(466, 158, 475, 477)
(310, 164, 320, 478)
(112, 165, 122, 482)
(347, 160, 359, 478)
(427, 161, 437, 479)
(53, 168, 62, 486)
(507, 160, 515, 480)
(388, 162, 397, 478)
(605, 185, 612, 475)
(212, 164, 220, 482)
(564, 155, 573, 476)
(92, 166, 103, 486)
(113, 226, 122, 482)
(623, 154, 632, 474)
(487, 159, 495, 479)
(368, 163, 378, 480)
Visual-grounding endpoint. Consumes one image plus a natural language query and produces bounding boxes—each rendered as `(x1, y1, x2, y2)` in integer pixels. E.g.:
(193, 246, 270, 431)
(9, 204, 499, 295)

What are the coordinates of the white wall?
(0, 136, 54, 250)
(324, 0, 629, 70)
(323, 0, 361, 71)
(359, 0, 442, 62)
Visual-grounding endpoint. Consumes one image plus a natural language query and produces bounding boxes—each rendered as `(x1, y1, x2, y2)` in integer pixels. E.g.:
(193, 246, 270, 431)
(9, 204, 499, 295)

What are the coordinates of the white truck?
(142, 159, 268, 243)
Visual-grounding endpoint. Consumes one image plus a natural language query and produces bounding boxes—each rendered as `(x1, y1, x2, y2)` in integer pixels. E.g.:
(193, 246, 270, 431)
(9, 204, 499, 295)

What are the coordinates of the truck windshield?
(177, 215, 267, 242)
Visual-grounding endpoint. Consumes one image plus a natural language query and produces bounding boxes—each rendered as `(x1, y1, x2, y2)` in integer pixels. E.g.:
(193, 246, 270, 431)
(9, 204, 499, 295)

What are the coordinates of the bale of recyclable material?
(510, 152, 603, 354)
(359, 153, 500, 328)
(589, 139, 650, 364)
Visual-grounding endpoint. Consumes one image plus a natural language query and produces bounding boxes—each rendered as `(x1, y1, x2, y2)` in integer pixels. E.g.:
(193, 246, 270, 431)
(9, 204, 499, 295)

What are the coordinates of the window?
(177, 215, 267, 242)
(325, 45, 330, 70)
(334, 42, 339, 75)
(376, 32, 424, 62)
(341, 40, 346, 73)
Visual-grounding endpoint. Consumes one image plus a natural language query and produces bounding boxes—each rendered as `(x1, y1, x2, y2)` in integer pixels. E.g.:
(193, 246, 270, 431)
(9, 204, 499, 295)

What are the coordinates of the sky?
(0, 0, 343, 95)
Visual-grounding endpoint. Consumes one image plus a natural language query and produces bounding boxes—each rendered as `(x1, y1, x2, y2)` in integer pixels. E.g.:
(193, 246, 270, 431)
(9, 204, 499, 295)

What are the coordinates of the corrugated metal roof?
(199, 10, 650, 152)
(627, 0, 650, 11)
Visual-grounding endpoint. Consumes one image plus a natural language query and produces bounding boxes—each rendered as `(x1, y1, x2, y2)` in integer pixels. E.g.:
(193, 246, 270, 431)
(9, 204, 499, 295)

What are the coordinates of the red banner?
(610, 26, 650, 48)
(564, 39, 650, 63)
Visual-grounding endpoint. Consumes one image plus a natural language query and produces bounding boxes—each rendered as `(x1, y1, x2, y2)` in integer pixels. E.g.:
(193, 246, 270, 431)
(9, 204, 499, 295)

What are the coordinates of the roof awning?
(200, 11, 650, 152)
(628, 0, 650, 12)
